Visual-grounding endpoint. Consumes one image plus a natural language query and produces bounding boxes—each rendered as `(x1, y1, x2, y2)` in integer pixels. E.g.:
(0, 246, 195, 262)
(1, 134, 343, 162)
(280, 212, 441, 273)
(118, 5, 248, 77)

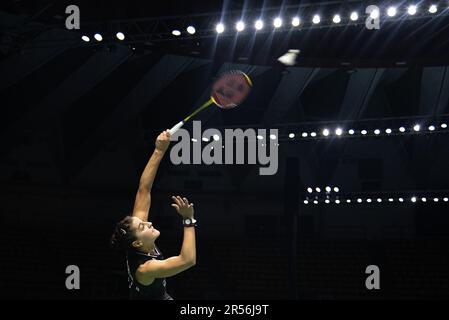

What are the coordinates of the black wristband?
(183, 218, 197, 227)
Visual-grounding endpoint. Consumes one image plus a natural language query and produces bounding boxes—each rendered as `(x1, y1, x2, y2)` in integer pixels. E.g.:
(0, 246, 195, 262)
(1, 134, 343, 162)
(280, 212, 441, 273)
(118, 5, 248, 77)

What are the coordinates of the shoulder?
(135, 254, 195, 279)
(136, 260, 156, 286)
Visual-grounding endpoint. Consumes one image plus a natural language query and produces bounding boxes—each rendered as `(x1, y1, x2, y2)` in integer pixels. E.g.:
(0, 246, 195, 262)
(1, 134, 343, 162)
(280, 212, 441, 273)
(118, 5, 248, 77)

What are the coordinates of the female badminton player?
(111, 130, 197, 300)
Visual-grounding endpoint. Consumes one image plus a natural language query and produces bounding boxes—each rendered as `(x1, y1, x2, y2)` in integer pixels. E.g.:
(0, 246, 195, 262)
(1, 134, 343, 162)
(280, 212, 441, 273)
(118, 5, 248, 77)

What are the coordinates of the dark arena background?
(1, 0, 449, 302)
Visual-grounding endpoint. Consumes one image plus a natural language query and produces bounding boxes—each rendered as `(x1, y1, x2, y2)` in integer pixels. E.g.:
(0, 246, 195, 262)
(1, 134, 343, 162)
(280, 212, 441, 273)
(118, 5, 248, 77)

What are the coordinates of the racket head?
(210, 70, 252, 109)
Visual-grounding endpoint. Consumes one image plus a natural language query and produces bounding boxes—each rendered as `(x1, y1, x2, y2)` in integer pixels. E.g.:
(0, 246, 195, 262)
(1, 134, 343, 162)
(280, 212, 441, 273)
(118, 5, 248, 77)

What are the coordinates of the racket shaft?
(183, 99, 214, 122)
(169, 98, 214, 136)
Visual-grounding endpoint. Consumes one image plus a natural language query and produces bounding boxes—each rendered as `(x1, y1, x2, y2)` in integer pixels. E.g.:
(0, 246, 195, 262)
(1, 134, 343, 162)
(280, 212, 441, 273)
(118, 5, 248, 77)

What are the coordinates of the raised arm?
(136, 196, 196, 283)
(132, 130, 171, 222)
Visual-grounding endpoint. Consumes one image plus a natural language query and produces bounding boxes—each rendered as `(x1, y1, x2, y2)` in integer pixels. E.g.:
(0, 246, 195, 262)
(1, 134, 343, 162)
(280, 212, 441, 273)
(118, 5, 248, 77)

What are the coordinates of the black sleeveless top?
(126, 246, 173, 300)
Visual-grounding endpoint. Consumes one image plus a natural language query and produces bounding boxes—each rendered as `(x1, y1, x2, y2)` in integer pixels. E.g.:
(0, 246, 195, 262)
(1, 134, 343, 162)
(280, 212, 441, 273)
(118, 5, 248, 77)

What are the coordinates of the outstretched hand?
(171, 196, 194, 219)
(155, 130, 171, 153)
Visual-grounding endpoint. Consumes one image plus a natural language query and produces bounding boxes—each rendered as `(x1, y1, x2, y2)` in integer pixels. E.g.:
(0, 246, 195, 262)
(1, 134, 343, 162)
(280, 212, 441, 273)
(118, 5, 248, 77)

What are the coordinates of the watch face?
(185, 219, 191, 224)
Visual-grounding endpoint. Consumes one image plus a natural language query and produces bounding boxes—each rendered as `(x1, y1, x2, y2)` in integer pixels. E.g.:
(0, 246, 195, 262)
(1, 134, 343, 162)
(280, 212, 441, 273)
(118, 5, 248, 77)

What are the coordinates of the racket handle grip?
(168, 121, 184, 136)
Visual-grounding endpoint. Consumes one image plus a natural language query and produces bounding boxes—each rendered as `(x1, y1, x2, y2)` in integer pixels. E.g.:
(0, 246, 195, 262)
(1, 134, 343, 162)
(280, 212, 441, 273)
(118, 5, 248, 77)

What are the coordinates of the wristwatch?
(183, 218, 197, 227)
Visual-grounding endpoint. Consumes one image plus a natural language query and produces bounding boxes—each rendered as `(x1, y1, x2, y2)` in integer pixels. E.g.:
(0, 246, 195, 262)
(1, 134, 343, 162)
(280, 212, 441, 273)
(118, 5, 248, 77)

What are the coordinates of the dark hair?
(110, 216, 137, 252)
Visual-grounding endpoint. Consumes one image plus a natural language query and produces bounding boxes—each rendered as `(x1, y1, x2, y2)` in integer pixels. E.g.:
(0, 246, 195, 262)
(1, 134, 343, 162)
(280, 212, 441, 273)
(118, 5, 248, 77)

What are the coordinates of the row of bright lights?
(208, 4, 439, 34)
(82, 26, 198, 42)
(304, 196, 449, 204)
(184, 123, 448, 142)
(386, 4, 438, 16)
(177, 123, 448, 143)
(288, 123, 448, 139)
(307, 187, 340, 193)
(81, 32, 125, 42)
(81, 28, 196, 42)
(82, 4, 441, 41)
